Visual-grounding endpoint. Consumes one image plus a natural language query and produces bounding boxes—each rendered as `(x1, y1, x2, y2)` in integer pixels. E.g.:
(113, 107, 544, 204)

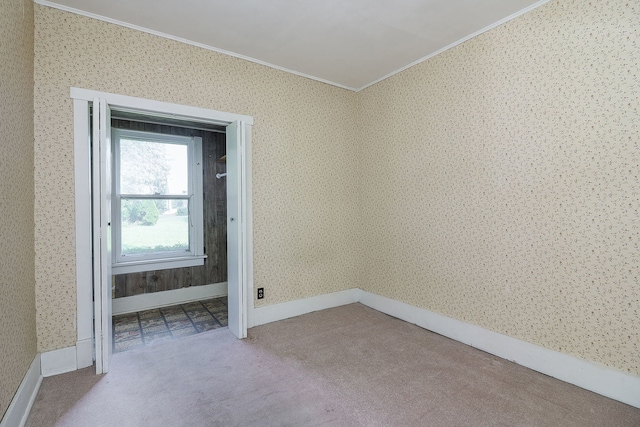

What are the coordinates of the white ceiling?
(36, 0, 547, 91)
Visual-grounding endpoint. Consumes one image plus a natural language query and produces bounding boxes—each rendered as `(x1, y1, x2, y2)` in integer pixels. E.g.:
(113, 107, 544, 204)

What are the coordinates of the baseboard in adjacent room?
(112, 282, 228, 315)
(358, 290, 640, 409)
(0, 355, 42, 427)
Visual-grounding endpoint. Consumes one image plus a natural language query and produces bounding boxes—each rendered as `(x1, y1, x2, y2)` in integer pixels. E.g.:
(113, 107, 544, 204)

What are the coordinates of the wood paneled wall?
(112, 119, 227, 297)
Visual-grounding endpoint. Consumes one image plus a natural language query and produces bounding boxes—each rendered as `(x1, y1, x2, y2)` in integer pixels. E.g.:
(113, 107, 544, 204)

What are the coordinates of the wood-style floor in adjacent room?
(112, 297, 228, 353)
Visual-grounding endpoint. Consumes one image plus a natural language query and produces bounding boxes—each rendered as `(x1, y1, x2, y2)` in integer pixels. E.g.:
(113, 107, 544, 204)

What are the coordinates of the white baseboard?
(36, 287, 640, 410)
(76, 339, 93, 370)
(251, 289, 361, 327)
(40, 346, 78, 377)
(358, 290, 640, 409)
(112, 282, 228, 315)
(0, 355, 42, 427)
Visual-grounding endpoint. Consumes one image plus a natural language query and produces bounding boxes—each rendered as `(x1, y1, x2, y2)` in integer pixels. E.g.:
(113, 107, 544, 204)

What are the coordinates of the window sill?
(112, 255, 206, 275)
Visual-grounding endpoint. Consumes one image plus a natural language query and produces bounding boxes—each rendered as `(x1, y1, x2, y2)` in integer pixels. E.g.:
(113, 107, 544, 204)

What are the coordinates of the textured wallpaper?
(33, 5, 361, 352)
(0, 0, 37, 418)
(357, 0, 639, 374)
(33, 0, 639, 377)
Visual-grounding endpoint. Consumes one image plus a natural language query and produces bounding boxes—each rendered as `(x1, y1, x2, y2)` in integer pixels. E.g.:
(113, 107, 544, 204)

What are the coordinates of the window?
(112, 128, 204, 274)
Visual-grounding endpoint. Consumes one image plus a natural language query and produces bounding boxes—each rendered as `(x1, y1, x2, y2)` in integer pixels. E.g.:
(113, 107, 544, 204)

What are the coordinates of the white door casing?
(91, 97, 113, 374)
(226, 121, 246, 339)
(73, 88, 253, 371)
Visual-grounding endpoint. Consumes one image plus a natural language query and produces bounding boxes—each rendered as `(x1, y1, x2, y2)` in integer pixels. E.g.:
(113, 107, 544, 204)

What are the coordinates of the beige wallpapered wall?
(33, 0, 639, 376)
(33, 5, 361, 352)
(357, 0, 639, 375)
(0, 0, 37, 418)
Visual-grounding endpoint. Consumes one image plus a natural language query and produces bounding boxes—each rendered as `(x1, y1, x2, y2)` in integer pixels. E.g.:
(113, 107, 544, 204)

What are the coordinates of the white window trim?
(111, 128, 205, 275)
(111, 256, 206, 275)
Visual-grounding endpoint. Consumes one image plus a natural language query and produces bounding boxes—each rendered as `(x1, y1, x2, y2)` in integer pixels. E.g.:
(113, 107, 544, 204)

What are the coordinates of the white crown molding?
(356, 0, 553, 91)
(35, 0, 552, 93)
(33, 0, 357, 92)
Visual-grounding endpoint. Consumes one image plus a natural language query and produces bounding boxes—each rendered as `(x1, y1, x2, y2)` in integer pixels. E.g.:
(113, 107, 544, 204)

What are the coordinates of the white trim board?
(36, 0, 356, 92)
(249, 288, 640, 409)
(31, 288, 640, 410)
(243, 125, 255, 332)
(40, 346, 78, 378)
(36, 0, 552, 93)
(358, 290, 640, 409)
(251, 289, 360, 327)
(73, 98, 93, 361)
(76, 339, 93, 370)
(356, 0, 552, 91)
(40, 341, 93, 378)
(70, 88, 253, 125)
(0, 356, 42, 427)
(72, 88, 254, 373)
(112, 282, 228, 315)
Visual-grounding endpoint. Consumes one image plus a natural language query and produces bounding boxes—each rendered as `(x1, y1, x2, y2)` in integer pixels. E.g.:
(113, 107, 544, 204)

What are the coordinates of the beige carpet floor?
(26, 303, 640, 426)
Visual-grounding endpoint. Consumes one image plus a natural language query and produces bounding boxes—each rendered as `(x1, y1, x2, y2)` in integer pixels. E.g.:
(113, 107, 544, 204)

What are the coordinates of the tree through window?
(112, 128, 204, 274)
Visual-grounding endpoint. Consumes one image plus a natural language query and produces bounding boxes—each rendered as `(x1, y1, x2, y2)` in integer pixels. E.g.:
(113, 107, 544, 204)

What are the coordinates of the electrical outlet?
(257, 288, 264, 299)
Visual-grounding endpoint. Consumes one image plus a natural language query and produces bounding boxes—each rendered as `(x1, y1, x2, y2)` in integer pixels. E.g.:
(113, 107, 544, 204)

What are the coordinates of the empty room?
(1, 0, 639, 425)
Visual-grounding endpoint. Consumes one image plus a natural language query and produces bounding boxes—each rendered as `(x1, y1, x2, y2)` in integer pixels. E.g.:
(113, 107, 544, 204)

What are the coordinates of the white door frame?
(71, 87, 254, 369)
(91, 97, 113, 374)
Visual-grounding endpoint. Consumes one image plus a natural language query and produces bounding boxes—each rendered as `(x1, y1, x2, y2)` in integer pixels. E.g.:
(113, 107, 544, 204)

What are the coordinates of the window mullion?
(119, 194, 191, 200)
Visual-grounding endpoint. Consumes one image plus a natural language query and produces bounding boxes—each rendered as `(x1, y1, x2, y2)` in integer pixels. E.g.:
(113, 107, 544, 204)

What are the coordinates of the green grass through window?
(121, 214, 189, 255)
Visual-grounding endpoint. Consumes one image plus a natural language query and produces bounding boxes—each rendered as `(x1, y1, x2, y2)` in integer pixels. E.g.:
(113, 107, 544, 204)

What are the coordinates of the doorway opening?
(108, 113, 229, 353)
(72, 88, 254, 375)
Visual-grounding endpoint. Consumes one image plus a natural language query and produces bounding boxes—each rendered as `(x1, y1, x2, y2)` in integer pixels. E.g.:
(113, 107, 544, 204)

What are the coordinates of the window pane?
(120, 199, 189, 256)
(120, 138, 188, 195)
